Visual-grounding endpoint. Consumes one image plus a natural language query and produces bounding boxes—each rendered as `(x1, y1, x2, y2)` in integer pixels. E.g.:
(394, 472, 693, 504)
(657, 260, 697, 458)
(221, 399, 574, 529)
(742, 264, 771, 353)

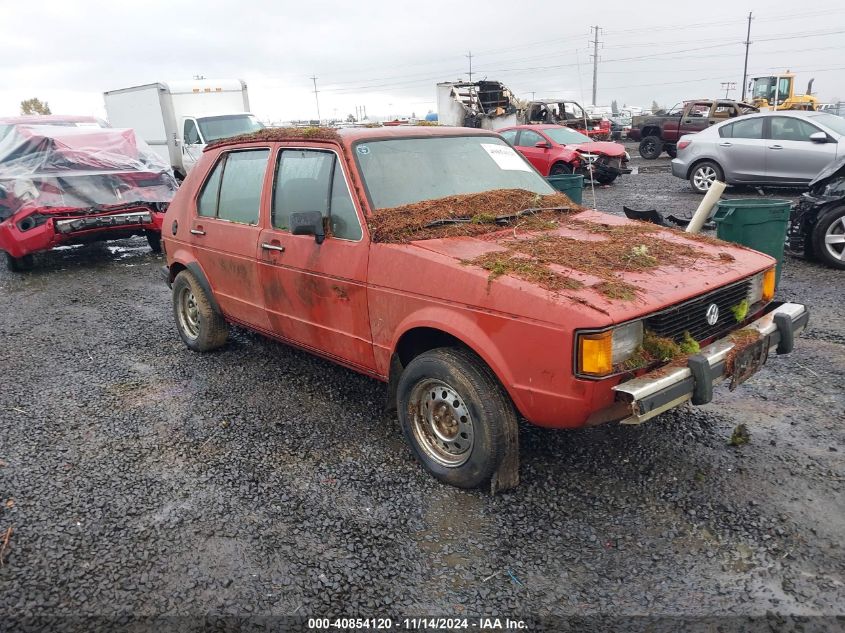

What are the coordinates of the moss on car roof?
(205, 127, 341, 150)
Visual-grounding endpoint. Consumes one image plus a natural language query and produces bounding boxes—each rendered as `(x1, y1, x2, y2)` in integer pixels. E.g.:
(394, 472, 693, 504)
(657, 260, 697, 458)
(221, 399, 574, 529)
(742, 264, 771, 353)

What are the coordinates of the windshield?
(355, 136, 554, 210)
(809, 112, 845, 137)
(197, 115, 263, 142)
(543, 126, 591, 145)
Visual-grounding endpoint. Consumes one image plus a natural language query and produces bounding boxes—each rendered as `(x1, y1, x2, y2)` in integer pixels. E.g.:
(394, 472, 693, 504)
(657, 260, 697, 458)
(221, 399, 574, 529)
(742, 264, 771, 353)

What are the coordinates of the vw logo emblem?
(705, 303, 720, 326)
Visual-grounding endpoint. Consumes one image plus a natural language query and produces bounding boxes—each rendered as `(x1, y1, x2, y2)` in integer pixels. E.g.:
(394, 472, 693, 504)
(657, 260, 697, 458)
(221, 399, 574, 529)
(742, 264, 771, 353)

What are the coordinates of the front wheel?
(638, 135, 663, 159)
(5, 253, 34, 273)
(812, 206, 845, 269)
(172, 270, 228, 351)
(549, 162, 573, 176)
(146, 230, 162, 253)
(396, 347, 519, 490)
(689, 160, 724, 194)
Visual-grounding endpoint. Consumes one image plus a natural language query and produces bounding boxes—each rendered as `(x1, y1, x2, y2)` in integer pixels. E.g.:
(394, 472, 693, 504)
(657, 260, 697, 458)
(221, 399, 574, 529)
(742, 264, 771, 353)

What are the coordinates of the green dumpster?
(547, 174, 583, 205)
(713, 199, 791, 287)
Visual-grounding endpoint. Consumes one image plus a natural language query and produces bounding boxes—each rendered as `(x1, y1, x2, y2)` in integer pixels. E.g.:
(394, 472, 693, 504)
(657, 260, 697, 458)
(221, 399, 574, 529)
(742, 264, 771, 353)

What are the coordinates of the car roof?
(0, 114, 101, 125)
(497, 124, 570, 131)
(206, 125, 500, 151)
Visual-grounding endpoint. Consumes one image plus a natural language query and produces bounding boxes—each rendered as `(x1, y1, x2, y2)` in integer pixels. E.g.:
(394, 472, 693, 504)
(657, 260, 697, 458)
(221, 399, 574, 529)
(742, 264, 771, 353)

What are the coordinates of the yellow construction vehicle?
(748, 72, 818, 111)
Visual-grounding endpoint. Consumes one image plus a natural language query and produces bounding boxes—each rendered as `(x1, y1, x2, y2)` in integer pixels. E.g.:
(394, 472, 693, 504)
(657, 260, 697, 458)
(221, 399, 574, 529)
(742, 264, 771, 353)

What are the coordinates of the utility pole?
(310, 75, 321, 123)
(590, 26, 601, 106)
(741, 12, 753, 100)
(466, 51, 473, 82)
(721, 82, 737, 99)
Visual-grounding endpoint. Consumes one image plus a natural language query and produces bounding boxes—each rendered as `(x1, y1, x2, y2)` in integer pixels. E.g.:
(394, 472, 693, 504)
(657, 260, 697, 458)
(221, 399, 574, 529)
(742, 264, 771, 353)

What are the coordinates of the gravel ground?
(1, 154, 844, 629)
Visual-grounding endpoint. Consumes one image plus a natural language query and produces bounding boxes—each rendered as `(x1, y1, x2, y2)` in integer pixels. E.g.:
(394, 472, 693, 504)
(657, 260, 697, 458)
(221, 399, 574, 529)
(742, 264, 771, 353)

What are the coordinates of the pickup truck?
(629, 100, 758, 159)
(162, 126, 808, 491)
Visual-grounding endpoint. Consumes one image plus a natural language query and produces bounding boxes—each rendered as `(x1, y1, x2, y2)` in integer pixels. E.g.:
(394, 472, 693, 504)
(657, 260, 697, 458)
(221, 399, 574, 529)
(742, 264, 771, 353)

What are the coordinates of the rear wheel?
(638, 135, 663, 159)
(665, 145, 677, 158)
(172, 270, 228, 351)
(549, 162, 573, 176)
(397, 347, 519, 490)
(689, 160, 724, 194)
(5, 253, 34, 273)
(812, 206, 845, 269)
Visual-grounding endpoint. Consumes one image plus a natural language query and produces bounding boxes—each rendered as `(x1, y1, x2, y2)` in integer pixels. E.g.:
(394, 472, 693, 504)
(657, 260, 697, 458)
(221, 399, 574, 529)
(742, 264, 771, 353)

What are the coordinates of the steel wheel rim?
(693, 166, 716, 191)
(177, 286, 200, 339)
(409, 379, 474, 467)
(824, 215, 845, 261)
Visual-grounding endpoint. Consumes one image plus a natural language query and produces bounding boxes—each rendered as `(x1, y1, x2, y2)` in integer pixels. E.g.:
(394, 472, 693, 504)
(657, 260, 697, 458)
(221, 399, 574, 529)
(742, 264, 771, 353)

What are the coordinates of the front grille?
(645, 279, 751, 343)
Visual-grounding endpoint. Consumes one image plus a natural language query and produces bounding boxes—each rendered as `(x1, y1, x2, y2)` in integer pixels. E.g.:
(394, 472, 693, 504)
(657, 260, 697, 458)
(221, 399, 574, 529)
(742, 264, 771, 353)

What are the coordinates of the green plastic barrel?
(713, 199, 792, 287)
(546, 174, 584, 205)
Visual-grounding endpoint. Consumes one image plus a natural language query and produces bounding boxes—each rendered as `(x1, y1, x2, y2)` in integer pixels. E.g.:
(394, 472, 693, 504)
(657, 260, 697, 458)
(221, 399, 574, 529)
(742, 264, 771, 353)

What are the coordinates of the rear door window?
(720, 117, 764, 139)
(196, 149, 269, 224)
(273, 149, 362, 241)
(499, 129, 518, 144)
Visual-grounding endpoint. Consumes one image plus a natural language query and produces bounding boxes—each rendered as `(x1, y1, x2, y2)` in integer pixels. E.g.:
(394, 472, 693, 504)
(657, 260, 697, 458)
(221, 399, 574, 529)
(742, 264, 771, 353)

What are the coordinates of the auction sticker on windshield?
(481, 143, 532, 171)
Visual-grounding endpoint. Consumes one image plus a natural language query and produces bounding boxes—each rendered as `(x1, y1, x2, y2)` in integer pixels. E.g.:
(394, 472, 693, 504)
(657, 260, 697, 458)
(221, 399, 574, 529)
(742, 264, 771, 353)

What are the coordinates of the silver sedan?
(671, 111, 845, 193)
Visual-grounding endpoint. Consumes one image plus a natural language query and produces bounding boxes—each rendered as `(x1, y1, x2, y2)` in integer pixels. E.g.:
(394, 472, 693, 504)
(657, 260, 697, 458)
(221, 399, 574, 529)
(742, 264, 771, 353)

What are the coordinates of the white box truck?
(104, 79, 263, 178)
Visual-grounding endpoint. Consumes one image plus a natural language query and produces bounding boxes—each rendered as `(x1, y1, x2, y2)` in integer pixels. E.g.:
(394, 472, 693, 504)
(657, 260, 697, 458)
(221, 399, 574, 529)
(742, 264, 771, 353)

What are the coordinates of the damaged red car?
(0, 119, 178, 271)
(163, 126, 808, 491)
(498, 124, 631, 184)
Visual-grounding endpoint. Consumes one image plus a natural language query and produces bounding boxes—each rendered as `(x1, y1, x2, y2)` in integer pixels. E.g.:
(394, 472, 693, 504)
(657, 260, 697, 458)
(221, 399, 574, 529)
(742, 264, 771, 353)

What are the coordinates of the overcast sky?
(2, 0, 844, 122)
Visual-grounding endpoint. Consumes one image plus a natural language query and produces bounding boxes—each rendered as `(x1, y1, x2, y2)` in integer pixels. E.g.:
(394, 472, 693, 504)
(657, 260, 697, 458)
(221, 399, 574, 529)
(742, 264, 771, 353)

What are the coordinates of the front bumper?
(612, 302, 809, 425)
(0, 208, 164, 258)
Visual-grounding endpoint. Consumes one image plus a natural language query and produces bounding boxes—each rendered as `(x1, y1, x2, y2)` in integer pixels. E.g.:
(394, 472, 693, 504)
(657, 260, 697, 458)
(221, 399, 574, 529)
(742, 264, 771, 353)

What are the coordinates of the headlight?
(747, 267, 776, 305)
(577, 320, 643, 377)
(579, 153, 599, 163)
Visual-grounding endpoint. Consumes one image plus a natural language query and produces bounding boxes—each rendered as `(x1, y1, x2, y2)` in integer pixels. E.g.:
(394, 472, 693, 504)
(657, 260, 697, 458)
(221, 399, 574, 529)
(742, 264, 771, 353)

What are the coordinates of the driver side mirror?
(290, 210, 326, 244)
(535, 141, 551, 149)
(809, 131, 829, 143)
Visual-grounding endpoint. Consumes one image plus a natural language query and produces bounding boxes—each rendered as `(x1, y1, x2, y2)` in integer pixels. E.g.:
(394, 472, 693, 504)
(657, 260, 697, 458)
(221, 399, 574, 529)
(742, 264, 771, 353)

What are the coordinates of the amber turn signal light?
(578, 330, 613, 376)
(762, 268, 776, 302)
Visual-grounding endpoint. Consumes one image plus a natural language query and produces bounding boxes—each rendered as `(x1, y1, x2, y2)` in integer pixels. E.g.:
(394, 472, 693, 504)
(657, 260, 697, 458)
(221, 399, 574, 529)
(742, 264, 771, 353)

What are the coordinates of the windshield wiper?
(424, 205, 573, 228)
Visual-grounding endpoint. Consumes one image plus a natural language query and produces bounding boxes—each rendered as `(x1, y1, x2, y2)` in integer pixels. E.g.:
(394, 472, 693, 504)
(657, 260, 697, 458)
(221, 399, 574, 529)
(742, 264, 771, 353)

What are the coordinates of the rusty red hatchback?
(162, 126, 808, 490)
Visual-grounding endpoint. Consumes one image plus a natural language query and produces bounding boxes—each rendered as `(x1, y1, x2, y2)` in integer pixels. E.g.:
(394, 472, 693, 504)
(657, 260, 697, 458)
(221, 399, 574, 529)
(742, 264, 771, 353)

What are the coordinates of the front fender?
(390, 306, 518, 396)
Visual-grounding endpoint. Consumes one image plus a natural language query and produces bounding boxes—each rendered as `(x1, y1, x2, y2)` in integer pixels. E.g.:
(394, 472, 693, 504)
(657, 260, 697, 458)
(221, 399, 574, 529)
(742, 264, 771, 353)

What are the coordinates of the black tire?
(549, 162, 573, 176)
(689, 160, 724, 195)
(146, 230, 162, 253)
(596, 174, 618, 185)
(638, 135, 663, 159)
(172, 270, 228, 351)
(811, 206, 845, 270)
(665, 145, 677, 158)
(5, 253, 34, 272)
(396, 347, 519, 490)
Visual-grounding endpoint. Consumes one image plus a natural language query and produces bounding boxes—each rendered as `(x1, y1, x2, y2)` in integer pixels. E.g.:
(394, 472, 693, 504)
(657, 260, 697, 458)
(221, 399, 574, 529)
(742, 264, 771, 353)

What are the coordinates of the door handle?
(190, 228, 206, 235)
(719, 142, 732, 147)
(768, 145, 783, 150)
(261, 242, 285, 253)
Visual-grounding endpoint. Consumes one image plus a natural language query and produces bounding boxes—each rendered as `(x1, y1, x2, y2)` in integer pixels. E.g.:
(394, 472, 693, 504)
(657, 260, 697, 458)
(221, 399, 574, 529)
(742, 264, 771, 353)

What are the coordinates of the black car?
(788, 156, 845, 269)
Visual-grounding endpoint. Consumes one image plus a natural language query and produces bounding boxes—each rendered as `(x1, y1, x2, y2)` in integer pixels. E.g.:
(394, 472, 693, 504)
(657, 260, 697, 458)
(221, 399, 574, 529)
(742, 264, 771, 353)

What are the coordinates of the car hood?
(810, 155, 845, 188)
(406, 210, 774, 324)
(565, 141, 626, 158)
